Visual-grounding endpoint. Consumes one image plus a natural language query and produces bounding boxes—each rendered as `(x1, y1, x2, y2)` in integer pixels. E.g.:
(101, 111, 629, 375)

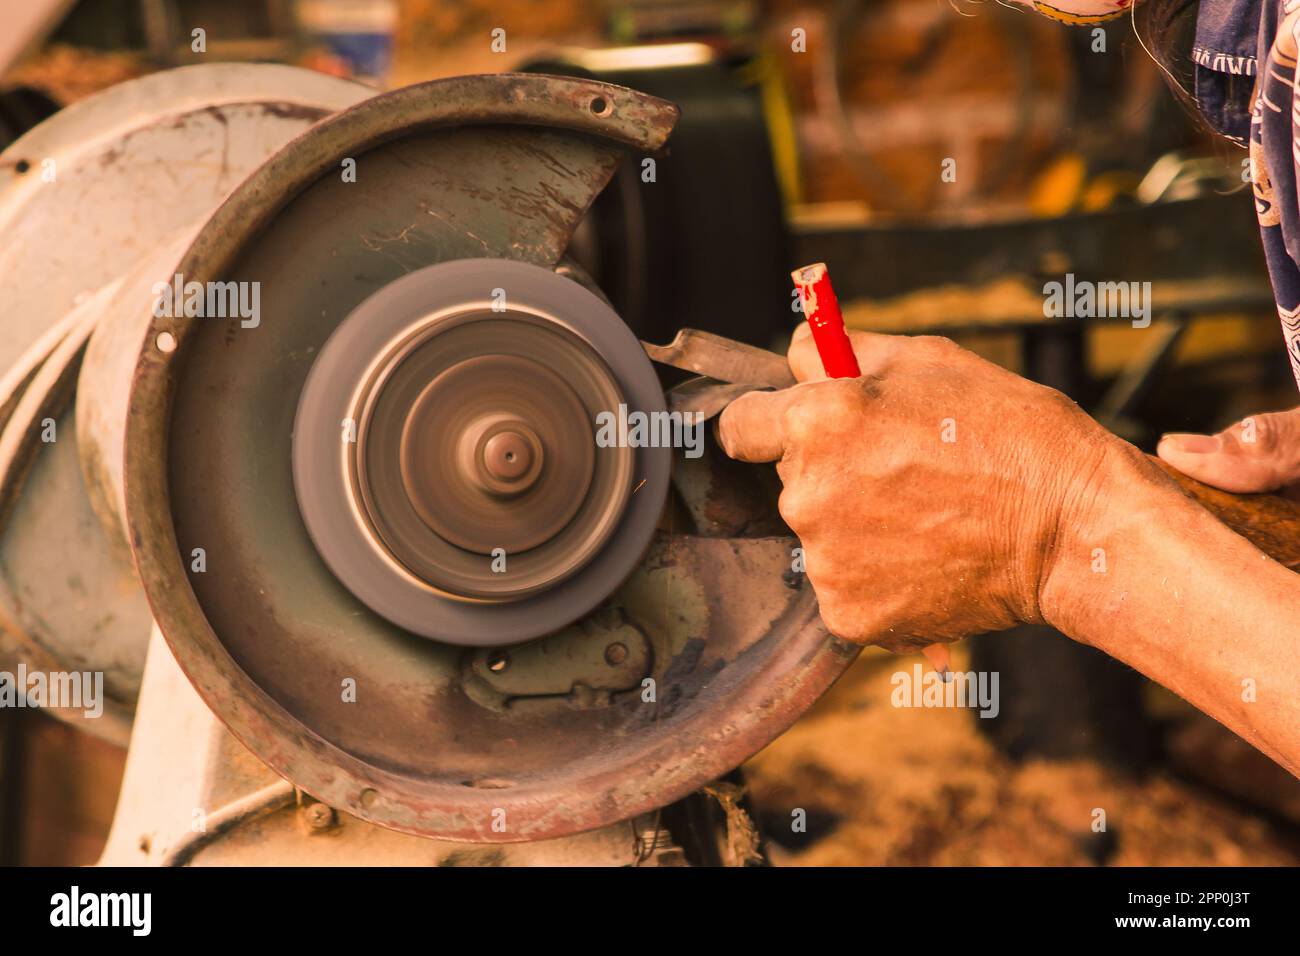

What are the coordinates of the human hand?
(717, 325, 1138, 652)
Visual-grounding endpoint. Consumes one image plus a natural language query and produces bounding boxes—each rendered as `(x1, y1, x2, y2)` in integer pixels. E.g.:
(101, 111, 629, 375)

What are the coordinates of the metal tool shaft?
(642, 329, 794, 390)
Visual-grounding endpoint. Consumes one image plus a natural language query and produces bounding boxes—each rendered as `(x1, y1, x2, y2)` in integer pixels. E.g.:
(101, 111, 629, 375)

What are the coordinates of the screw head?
(301, 801, 337, 831)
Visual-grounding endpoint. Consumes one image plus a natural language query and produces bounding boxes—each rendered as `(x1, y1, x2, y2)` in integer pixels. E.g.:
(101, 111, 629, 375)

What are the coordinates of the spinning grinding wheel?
(78, 73, 856, 843)
(293, 258, 668, 644)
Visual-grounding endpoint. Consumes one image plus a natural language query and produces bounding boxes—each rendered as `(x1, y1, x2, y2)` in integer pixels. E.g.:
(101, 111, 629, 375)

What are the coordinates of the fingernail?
(791, 323, 812, 341)
(1160, 433, 1221, 454)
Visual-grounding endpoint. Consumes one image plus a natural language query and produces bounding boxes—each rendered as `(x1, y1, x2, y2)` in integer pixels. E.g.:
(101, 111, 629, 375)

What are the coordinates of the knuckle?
(818, 379, 864, 417)
(777, 487, 811, 529)
(1242, 413, 1287, 456)
(1043, 386, 1079, 414)
(1236, 411, 1300, 480)
(914, 334, 960, 357)
(781, 394, 821, 441)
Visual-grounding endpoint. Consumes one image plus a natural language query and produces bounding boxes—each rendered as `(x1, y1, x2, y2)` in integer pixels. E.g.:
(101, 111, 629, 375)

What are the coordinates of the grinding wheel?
(293, 258, 669, 645)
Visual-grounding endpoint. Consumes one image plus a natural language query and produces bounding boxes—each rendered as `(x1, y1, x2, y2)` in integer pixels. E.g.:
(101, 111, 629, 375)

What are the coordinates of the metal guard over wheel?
(120, 74, 857, 844)
(293, 259, 669, 645)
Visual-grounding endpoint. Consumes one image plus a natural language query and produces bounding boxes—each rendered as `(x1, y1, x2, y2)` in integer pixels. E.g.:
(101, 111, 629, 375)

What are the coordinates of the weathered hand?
(717, 325, 1135, 652)
(1158, 407, 1300, 499)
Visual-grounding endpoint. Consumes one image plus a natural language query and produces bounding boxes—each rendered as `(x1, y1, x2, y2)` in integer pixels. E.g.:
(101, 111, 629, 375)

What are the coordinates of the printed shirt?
(1195, 0, 1300, 388)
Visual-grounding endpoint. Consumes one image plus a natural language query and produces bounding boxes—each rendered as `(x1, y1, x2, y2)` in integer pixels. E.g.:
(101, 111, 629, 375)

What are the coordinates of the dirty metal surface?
(76, 231, 206, 555)
(0, 66, 368, 744)
(120, 74, 857, 841)
(461, 610, 654, 712)
(101, 633, 693, 866)
(0, 64, 369, 376)
(0, 282, 140, 745)
(0, 310, 80, 434)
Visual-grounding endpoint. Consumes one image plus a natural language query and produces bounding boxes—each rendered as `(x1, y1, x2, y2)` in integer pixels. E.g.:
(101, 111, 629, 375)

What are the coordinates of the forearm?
(1041, 445, 1300, 776)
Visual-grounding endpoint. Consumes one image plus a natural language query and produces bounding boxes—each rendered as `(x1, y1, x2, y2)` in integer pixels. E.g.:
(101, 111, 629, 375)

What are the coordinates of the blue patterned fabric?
(1196, 0, 1300, 387)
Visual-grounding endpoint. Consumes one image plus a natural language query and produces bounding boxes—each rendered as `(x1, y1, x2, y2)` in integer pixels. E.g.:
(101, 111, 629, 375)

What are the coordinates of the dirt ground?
(744, 644, 1300, 866)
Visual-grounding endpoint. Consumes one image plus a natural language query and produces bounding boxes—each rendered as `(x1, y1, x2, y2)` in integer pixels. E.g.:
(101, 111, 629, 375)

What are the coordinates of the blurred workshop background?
(2, 0, 1298, 867)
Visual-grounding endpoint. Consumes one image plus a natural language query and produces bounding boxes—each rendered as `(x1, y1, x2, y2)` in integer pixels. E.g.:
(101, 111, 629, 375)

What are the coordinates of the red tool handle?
(791, 262, 860, 378)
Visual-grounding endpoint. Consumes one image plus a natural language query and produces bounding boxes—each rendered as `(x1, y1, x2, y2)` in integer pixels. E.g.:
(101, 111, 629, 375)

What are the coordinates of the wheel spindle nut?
(484, 430, 533, 481)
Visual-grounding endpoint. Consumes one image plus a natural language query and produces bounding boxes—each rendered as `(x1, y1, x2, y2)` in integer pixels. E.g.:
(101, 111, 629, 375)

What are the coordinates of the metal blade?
(667, 377, 769, 421)
(642, 329, 794, 389)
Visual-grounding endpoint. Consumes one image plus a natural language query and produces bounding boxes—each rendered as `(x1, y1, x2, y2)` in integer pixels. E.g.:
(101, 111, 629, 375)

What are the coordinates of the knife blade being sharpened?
(642, 329, 794, 420)
(642, 330, 795, 391)
(665, 377, 772, 421)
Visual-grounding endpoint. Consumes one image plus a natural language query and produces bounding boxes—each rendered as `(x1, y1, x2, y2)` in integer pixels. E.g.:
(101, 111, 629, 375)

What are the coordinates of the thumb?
(1156, 408, 1300, 493)
(717, 386, 806, 462)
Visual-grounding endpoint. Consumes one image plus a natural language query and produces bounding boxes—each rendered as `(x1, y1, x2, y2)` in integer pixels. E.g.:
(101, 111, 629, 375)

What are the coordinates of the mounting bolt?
(605, 642, 628, 666)
(299, 800, 337, 833)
